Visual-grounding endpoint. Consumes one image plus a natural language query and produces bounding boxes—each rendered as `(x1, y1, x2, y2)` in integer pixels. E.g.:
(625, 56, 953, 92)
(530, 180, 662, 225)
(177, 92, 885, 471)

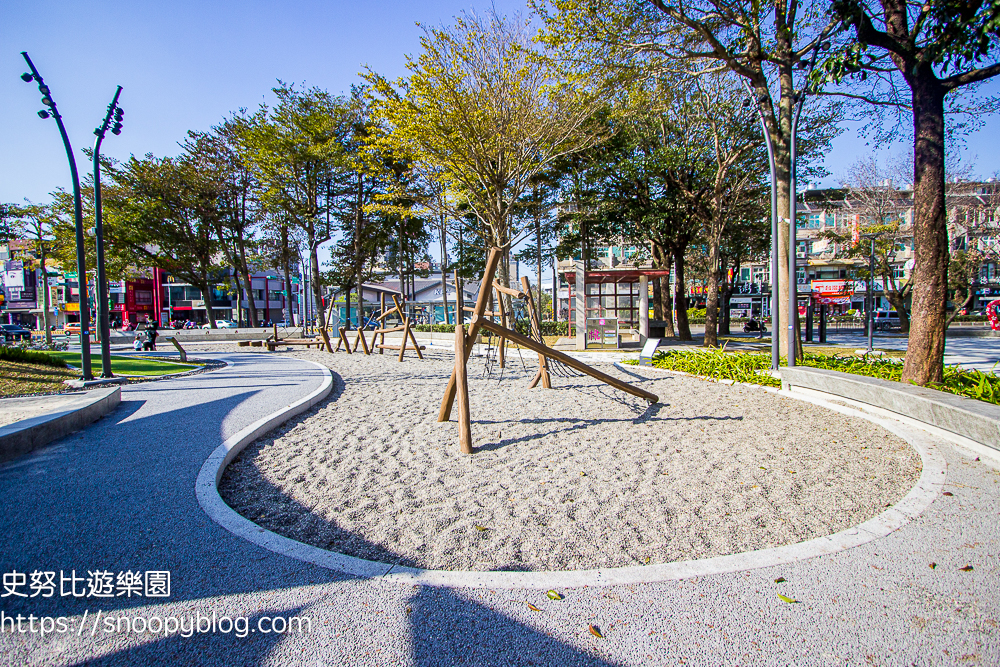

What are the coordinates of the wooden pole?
(319, 327, 333, 353)
(379, 292, 386, 354)
(354, 328, 370, 354)
(474, 316, 658, 403)
(438, 247, 503, 422)
(454, 324, 473, 453)
(522, 275, 551, 388)
(454, 270, 464, 322)
(497, 288, 507, 368)
(338, 326, 352, 354)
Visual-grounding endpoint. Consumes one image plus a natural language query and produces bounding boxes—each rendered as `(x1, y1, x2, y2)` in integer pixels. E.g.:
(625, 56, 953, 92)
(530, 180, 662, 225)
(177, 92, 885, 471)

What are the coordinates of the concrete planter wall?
(780, 366, 1000, 452)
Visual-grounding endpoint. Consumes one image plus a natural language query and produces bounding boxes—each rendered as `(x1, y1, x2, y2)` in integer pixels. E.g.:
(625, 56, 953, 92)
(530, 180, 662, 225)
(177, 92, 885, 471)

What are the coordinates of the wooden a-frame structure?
(440, 248, 659, 453)
(337, 293, 425, 361)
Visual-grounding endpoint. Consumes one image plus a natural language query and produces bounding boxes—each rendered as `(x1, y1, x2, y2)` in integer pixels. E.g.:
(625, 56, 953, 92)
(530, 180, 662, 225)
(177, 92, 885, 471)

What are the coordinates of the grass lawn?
(49, 352, 201, 377)
(0, 360, 79, 397)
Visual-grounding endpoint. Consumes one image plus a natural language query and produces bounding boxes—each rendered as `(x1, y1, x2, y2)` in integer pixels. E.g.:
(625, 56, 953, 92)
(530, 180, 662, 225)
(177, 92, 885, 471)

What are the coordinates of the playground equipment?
(440, 248, 659, 453)
(265, 323, 332, 352)
(338, 293, 425, 361)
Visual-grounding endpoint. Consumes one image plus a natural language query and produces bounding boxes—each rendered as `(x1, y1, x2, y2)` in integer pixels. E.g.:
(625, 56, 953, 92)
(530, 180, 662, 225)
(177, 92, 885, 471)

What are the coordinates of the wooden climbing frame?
(440, 247, 658, 453)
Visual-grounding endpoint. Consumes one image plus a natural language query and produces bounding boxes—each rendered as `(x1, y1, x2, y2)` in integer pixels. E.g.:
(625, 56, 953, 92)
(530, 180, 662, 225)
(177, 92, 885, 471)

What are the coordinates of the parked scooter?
(743, 319, 767, 334)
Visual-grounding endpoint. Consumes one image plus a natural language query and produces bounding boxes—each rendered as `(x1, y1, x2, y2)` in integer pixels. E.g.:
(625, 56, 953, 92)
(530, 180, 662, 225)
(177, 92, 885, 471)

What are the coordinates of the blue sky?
(3, 0, 998, 209)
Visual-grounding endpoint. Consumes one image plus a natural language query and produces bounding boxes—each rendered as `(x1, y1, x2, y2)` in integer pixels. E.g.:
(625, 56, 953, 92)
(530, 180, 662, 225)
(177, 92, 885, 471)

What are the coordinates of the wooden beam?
(455, 324, 473, 453)
(493, 281, 525, 299)
(337, 327, 352, 354)
(497, 288, 507, 368)
(353, 328, 370, 354)
(522, 275, 551, 389)
(474, 317, 658, 403)
(379, 293, 386, 354)
(376, 344, 427, 351)
(398, 317, 410, 362)
(439, 247, 503, 422)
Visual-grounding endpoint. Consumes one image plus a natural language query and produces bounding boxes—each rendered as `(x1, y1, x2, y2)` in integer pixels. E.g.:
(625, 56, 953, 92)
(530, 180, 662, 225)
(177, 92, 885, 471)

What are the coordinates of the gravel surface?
(0, 348, 995, 666)
(216, 345, 920, 571)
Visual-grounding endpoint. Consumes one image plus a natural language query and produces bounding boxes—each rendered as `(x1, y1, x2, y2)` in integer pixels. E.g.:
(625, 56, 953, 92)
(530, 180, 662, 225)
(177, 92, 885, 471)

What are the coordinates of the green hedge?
(0, 346, 68, 368)
(629, 348, 1000, 405)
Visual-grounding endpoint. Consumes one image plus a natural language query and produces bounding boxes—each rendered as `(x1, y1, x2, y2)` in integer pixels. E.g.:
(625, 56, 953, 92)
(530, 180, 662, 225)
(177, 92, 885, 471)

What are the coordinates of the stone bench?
(780, 366, 1000, 452)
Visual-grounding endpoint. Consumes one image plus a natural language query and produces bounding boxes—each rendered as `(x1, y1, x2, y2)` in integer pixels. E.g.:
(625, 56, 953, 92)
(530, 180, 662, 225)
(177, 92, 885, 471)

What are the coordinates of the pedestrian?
(144, 316, 158, 351)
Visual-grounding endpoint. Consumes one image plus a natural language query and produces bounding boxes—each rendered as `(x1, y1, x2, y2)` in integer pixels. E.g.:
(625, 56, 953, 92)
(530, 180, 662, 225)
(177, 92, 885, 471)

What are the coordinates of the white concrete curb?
(198, 356, 948, 590)
(195, 358, 334, 547)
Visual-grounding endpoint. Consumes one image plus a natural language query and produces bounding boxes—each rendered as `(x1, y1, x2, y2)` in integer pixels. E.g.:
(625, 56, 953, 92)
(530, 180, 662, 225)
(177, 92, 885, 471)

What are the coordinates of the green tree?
(5, 202, 57, 344)
(821, 0, 1000, 384)
(110, 152, 226, 326)
(534, 0, 843, 355)
(242, 83, 347, 327)
(365, 9, 605, 291)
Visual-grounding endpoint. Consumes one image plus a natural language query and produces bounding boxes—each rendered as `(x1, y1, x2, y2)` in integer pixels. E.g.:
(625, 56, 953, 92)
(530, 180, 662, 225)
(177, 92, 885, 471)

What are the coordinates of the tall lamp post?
(21, 52, 92, 380)
(786, 43, 828, 366)
(741, 84, 780, 370)
(860, 232, 881, 353)
(93, 86, 124, 378)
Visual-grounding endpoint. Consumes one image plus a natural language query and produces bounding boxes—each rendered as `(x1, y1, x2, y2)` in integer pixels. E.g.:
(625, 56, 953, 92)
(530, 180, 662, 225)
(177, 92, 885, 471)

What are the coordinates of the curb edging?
(197, 358, 946, 590)
(0, 386, 121, 463)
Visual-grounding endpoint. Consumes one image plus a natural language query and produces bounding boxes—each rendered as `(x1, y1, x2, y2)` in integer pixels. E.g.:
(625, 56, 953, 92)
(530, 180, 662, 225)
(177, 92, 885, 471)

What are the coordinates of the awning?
(562, 269, 672, 284)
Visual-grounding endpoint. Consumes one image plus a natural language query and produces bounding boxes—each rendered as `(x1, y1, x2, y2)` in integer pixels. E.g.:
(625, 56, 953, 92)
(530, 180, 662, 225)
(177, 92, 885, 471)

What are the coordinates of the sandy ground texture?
(0, 393, 84, 428)
(210, 343, 922, 572)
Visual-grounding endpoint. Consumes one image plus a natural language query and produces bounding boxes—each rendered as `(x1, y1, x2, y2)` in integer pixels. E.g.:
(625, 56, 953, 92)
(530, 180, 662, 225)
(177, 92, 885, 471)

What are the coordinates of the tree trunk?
(282, 259, 293, 329)
(238, 241, 257, 327)
(279, 223, 293, 327)
(902, 80, 948, 385)
(536, 215, 543, 326)
(309, 241, 325, 329)
(200, 274, 216, 328)
(232, 271, 243, 326)
(38, 248, 52, 346)
(886, 283, 911, 333)
(674, 253, 691, 341)
(439, 213, 450, 325)
(703, 233, 721, 347)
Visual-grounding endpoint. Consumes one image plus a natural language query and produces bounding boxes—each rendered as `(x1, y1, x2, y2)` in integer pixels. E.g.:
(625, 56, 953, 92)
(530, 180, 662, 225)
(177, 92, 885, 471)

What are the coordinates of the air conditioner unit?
(796, 251, 807, 259)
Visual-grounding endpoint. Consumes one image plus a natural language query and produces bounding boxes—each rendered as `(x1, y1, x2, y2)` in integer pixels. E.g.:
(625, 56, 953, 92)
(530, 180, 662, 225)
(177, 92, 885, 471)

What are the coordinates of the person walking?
(144, 316, 158, 351)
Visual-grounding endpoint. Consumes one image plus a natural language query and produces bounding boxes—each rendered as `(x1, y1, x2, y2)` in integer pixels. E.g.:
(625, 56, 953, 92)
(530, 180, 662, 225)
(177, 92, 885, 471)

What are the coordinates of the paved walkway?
(0, 353, 997, 665)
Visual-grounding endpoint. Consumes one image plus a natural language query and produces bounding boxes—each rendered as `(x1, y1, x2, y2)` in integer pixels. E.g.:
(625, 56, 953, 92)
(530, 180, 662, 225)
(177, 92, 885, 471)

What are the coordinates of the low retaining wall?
(780, 366, 1000, 452)
(0, 386, 121, 463)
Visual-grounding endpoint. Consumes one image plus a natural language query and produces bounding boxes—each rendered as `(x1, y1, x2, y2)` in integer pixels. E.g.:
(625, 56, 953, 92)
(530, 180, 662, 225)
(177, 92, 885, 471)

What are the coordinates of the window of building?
(808, 213, 822, 228)
(739, 267, 751, 282)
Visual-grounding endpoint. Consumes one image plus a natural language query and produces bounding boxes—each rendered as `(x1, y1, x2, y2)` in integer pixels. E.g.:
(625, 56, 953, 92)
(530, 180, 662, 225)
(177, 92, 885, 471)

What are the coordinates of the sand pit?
(214, 344, 921, 571)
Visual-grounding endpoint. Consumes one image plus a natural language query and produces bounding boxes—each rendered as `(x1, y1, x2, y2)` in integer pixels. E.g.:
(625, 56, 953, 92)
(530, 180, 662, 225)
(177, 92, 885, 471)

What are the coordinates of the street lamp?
(741, 85, 780, 370)
(20, 52, 93, 380)
(93, 86, 124, 378)
(786, 42, 828, 367)
(860, 232, 882, 353)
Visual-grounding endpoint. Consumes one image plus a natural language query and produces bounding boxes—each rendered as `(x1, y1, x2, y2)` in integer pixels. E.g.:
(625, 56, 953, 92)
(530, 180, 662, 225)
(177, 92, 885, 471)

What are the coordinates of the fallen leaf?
(588, 625, 604, 638)
(526, 602, 541, 612)
(759, 466, 767, 470)
(406, 607, 412, 614)
(777, 594, 798, 604)
(547, 590, 563, 600)
(942, 491, 954, 497)
(929, 562, 937, 569)
(774, 577, 786, 583)
(474, 525, 488, 532)
(959, 565, 974, 572)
